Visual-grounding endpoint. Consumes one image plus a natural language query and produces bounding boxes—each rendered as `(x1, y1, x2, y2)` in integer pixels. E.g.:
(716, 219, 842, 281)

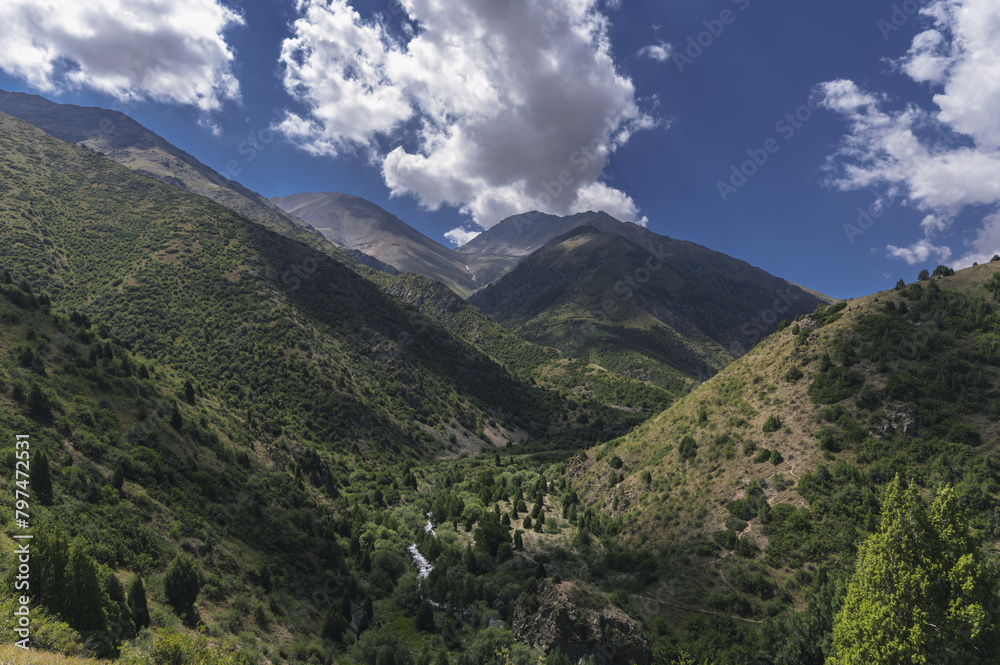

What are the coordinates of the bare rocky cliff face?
(512, 582, 651, 665)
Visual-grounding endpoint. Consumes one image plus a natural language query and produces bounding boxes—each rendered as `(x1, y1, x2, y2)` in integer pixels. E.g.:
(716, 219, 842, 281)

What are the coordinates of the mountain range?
(1, 91, 997, 665)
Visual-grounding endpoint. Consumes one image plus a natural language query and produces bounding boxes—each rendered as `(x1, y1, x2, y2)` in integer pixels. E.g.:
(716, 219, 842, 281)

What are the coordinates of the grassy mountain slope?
(568, 265, 1000, 662)
(0, 110, 612, 458)
(0, 283, 337, 661)
(367, 270, 679, 417)
(0, 91, 310, 236)
(271, 193, 512, 297)
(469, 224, 828, 392)
(0, 90, 397, 276)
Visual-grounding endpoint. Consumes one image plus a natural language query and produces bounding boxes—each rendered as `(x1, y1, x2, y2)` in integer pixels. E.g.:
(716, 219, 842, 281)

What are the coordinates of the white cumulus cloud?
(277, 0, 654, 235)
(638, 42, 673, 62)
(443, 227, 481, 247)
(819, 0, 1000, 268)
(0, 0, 243, 112)
(886, 238, 952, 265)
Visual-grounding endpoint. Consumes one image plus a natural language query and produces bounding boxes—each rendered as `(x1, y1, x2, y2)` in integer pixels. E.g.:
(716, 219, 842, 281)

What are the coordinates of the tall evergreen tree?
(127, 574, 150, 630)
(415, 600, 436, 632)
(26, 384, 52, 422)
(341, 592, 353, 622)
(322, 606, 349, 642)
(32, 523, 69, 616)
(357, 611, 371, 635)
(30, 450, 53, 505)
(164, 553, 201, 613)
(363, 595, 374, 621)
(169, 403, 183, 430)
(111, 465, 125, 492)
(830, 476, 999, 664)
(65, 537, 110, 633)
(473, 510, 507, 558)
(105, 571, 136, 641)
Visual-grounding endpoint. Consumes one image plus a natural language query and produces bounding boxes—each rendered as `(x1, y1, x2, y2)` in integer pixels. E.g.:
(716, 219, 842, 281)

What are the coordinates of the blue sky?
(1, 0, 999, 300)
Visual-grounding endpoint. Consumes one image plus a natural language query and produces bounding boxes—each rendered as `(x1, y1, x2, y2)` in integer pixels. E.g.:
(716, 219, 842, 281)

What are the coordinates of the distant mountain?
(271, 192, 517, 297)
(469, 220, 830, 387)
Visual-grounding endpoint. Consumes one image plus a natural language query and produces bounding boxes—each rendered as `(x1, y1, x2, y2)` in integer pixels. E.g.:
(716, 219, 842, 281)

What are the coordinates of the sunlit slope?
(571, 265, 1000, 628)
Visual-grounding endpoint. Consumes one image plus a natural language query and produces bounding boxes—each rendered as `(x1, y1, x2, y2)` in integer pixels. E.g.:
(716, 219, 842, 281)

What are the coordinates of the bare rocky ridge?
(271, 192, 516, 296)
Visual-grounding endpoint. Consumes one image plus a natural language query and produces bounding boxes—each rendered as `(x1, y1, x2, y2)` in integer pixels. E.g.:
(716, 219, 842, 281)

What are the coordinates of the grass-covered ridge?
(371, 270, 678, 419)
(468, 224, 828, 397)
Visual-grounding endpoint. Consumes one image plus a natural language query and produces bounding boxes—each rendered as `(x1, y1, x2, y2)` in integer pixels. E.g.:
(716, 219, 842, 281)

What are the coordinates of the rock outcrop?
(513, 582, 650, 665)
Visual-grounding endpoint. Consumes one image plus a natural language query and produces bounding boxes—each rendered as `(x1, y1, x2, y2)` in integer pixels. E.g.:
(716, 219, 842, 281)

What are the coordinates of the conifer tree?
(170, 403, 183, 430)
(473, 510, 507, 558)
(33, 523, 69, 616)
(127, 574, 150, 630)
(341, 592, 352, 622)
(322, 606, 349, 642)
(27, 384, 52, 422)
(164, 553, 201, 613)
(31, 450, 53, 505)
(415, 600, 435, 632)
(111, 465, 125, 492)
(65, 537, 110, 633)
(106, 572, 135, 640)
(363, 595, 374, 621)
